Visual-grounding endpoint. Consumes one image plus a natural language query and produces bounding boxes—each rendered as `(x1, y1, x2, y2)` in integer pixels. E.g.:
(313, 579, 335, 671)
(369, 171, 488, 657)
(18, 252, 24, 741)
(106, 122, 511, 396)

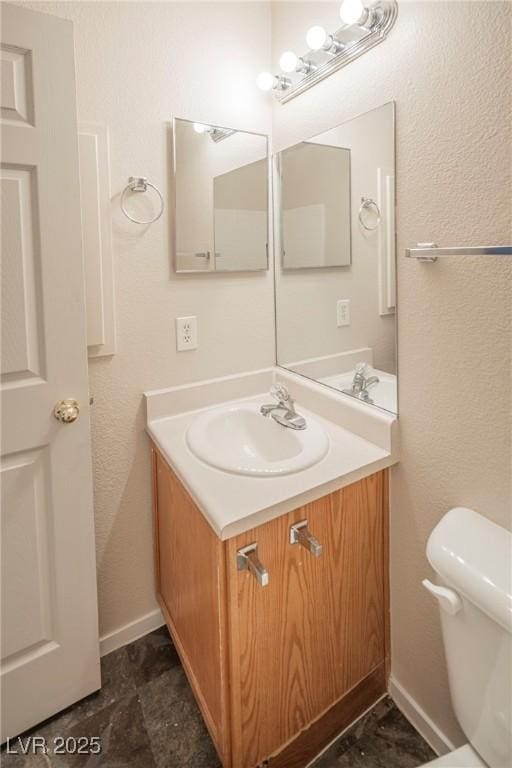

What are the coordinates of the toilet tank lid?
(427, 507, 512, 633)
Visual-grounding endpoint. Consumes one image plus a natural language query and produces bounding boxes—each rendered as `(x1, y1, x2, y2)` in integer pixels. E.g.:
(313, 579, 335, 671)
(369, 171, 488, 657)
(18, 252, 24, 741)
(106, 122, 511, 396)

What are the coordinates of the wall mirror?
(274, 102, 397, 414)
(172, 118, 269, 273)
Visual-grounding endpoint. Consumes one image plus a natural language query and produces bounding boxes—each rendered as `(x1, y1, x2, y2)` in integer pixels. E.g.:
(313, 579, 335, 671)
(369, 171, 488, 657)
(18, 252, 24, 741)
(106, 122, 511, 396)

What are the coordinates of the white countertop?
(145, 368, 398, 540)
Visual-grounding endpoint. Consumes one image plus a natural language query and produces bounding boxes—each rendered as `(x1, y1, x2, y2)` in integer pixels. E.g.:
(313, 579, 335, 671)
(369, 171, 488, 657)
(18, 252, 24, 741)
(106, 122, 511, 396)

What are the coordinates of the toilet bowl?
(421, 507, 512, 768)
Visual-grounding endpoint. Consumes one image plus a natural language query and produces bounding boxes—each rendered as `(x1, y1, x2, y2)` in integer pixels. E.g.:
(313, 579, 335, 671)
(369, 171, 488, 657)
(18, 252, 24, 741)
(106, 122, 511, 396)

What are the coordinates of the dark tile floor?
(2, 626, 436, 768)
(311, 697, 435, 768)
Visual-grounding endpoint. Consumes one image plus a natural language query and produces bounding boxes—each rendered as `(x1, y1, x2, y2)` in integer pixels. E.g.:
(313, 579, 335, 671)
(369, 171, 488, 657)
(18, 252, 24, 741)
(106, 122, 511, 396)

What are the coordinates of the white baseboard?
(99, 607, 164, 657)
(389, 676, 458, 758)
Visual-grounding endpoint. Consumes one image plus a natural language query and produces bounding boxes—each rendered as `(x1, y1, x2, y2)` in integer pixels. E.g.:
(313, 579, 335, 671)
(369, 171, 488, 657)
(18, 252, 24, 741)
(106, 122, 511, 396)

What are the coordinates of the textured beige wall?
(272, 0, 511, 745)
(20, 1, 274, 636)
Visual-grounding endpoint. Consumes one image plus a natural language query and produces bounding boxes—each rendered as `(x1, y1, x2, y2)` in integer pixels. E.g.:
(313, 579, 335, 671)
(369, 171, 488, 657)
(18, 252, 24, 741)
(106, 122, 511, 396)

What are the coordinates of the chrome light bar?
(274, 1, 398, 103)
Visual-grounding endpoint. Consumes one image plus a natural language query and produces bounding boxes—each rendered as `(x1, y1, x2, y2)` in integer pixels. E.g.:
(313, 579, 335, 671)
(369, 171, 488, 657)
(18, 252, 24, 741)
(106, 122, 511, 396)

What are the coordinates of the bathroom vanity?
(149, 96, 400, 767)
(146, 369, 397, 768)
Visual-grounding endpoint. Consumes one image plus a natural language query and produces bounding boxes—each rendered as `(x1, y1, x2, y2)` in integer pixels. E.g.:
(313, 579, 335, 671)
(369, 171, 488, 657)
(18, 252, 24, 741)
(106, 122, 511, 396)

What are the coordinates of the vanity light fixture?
(279, 50, 298, 73)
(257, 0, 398, 103)
(193, 122, 235, 143)
(279, 50, 315, 75)
(339, 0, 376, 29)
(306, 26, 345, 54)
(256, 71, 276, 91)
(256, 71, 292, 92)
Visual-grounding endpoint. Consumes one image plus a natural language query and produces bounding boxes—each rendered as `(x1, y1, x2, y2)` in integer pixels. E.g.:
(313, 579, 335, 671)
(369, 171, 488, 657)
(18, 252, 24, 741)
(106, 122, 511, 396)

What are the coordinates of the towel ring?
(120, 176, 164, 225)
(358, 196, 381, 231)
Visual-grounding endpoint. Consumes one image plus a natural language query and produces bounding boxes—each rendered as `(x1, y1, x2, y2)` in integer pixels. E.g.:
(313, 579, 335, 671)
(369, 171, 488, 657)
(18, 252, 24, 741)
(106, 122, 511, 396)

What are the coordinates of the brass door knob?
(54, 399, 80, 424)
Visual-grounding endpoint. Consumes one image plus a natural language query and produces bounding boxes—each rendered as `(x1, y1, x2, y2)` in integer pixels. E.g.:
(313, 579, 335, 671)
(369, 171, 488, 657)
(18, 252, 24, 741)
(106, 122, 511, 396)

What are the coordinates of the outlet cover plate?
(176, 316, 198, 351)
(337, 299, 350, 327)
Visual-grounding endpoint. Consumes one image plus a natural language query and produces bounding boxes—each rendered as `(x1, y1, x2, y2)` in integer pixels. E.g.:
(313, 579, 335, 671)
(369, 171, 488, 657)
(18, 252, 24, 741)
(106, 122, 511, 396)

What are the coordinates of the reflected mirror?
(281, 142, 351, 268)
(172, 118, 269, 272)
(274, 102, 397, 414)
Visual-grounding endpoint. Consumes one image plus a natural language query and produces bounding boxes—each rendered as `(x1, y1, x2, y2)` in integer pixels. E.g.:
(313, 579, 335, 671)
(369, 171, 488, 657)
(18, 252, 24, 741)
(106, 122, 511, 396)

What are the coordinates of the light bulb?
(279, 50, 298, 73)
(257, 71, 275, 91)
(306, 26, 328, 51)
(193, 123, 209, 134)
(340, 0, 367, 26)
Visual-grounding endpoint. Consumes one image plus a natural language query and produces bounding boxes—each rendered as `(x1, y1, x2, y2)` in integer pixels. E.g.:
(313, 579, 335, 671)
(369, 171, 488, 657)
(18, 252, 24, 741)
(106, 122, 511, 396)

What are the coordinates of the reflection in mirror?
(281, 142, 351, 268)
(172, 118, 268, 272)
(213, 159, 267, 271)
(275, 102, 397, 414)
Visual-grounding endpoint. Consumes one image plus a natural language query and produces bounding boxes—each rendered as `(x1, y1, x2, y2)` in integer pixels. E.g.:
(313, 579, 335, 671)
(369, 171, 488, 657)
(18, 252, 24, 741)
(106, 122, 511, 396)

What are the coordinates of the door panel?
(1, 3, 100, 741)
(0, 44, 34, 125)
(227, 473, 386, 768)
(1, 166, 44, 384)
(1, 447, 53, 661)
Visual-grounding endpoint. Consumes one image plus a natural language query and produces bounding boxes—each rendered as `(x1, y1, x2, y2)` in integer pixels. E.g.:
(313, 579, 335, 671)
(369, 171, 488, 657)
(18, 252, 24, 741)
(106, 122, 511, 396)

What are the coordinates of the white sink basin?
(186, 402, 329, 477)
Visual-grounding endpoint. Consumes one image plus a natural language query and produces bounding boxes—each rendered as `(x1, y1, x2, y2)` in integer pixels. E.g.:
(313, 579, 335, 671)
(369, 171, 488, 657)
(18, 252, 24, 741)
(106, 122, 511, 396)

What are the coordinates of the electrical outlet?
(176, 316, 198, 351)
(336, 299, 350, 327)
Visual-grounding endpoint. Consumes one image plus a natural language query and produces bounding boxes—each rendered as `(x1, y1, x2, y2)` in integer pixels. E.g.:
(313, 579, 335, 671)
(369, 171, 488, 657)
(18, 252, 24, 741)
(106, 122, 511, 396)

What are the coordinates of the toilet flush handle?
(422, 579, 462, 615)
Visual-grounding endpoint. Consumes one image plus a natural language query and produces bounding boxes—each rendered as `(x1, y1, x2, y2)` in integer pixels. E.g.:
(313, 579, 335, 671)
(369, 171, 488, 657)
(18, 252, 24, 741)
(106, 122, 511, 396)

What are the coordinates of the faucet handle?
(355, 362, 369, 376)
(270, 382, 291, 405)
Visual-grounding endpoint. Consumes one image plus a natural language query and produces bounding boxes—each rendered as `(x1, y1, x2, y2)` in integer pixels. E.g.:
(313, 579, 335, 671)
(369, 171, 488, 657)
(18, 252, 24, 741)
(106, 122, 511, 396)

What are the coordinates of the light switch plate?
(337, 299, 350, 327)
(176, 316, 198, 351)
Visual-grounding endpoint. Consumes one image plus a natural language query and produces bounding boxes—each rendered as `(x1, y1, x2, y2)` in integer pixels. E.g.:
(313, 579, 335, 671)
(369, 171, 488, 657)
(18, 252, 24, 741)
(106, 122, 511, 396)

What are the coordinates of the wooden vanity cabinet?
(152, 445, 389, 768)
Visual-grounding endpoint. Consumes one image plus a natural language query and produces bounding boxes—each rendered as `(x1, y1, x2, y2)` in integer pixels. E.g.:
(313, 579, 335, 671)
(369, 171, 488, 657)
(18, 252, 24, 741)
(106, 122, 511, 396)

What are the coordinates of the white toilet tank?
(425, 507, 512, 768)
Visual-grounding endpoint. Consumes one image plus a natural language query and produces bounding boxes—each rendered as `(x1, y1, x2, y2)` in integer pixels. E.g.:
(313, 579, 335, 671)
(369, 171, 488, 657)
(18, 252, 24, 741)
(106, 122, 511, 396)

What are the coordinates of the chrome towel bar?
(405, 242, 512, 263)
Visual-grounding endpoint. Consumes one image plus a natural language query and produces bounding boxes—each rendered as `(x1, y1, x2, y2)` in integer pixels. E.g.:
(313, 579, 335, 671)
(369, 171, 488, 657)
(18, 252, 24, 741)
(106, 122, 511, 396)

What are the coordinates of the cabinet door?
(226, 472, 387, 768)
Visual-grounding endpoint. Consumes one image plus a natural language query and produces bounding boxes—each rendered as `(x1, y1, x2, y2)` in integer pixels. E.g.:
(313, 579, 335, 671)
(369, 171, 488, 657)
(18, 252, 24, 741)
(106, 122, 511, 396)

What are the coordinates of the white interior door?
(1, 3, 100, 741)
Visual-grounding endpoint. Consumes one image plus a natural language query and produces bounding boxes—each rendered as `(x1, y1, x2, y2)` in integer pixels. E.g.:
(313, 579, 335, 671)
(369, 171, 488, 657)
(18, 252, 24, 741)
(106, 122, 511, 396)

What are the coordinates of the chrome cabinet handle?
(236, 543, 269, 587)
(290, 520, 323, 557)
(53, 399, 80, 424)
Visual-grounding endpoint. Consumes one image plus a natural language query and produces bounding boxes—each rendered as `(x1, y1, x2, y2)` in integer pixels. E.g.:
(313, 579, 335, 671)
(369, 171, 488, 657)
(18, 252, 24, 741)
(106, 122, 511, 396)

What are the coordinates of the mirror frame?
(170, 116, 270, 274)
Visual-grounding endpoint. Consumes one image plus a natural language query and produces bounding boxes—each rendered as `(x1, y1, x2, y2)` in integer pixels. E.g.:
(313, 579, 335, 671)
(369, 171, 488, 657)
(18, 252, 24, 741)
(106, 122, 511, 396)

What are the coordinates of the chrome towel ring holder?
(358, 196, 381, 231)
(120, 176, 164, 225)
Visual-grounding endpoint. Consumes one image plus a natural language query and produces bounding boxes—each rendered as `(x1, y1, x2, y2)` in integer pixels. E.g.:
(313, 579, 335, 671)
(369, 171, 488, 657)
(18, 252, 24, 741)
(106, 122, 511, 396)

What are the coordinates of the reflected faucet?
(343, 363, 380, 403)
(260, 383, 307, 430)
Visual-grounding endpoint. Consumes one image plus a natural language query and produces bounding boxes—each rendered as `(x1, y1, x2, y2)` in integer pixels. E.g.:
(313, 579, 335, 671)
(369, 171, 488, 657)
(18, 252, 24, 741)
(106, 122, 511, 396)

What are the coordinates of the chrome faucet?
(260, 383, 306, 430)
(343, 363, 380, 403)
